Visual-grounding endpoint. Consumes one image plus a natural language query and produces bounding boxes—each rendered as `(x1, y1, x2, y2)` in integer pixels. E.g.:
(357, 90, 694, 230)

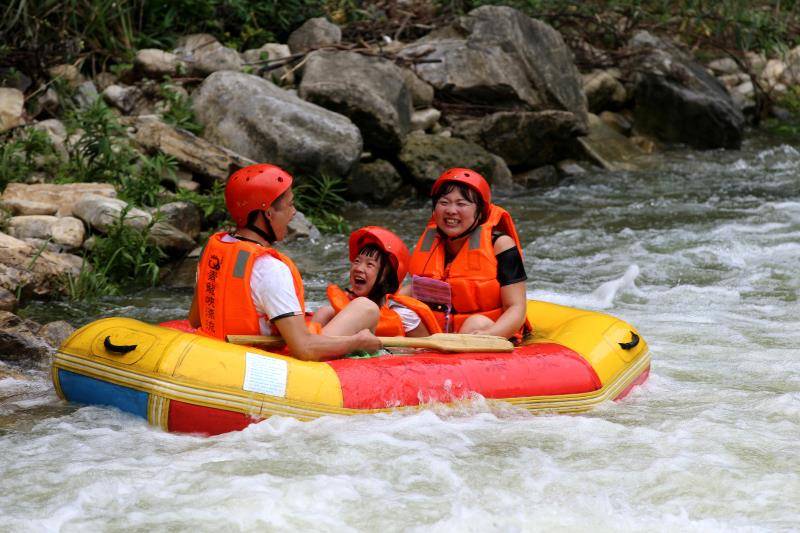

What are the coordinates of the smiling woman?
(406, 168, 530, 340)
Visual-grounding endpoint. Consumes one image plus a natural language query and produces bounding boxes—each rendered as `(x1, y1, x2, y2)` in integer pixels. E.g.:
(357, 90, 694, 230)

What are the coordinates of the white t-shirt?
(388, 300, 422, 333)
(221, 235, 302, 335)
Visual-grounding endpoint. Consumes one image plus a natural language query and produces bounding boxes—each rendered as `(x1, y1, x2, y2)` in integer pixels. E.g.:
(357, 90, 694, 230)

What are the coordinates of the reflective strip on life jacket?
(197, 232, 306, 340)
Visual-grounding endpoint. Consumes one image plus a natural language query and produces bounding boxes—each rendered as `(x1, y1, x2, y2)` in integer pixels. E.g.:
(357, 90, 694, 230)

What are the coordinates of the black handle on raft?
(619, 332, 640, 350)
(104, 336, 137, 354)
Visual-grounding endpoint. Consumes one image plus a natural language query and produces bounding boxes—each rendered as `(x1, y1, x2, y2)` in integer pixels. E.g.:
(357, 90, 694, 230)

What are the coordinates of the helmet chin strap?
(244, 210, 276, 244)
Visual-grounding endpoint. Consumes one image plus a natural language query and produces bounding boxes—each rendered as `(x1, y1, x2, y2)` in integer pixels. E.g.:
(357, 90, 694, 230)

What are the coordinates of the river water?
(1, 136, 799, 531)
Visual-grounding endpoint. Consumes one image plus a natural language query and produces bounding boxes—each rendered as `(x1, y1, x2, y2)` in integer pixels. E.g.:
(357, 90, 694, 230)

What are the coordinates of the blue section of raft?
(58, 369, 148, 419)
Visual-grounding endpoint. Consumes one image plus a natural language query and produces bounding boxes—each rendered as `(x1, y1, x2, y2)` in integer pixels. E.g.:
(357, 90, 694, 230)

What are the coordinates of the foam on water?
(3, 140, 800, 531)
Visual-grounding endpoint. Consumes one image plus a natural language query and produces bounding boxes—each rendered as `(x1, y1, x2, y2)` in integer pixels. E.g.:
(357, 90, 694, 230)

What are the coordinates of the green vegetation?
(0, 129, 58, 191)
(294, 174, 349, 234)
(159, 80, 204, 135)
(453, 1, 800, 55)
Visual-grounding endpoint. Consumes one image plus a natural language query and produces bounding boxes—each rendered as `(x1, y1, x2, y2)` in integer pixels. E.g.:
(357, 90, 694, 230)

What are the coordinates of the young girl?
(313, 226, 438, 337)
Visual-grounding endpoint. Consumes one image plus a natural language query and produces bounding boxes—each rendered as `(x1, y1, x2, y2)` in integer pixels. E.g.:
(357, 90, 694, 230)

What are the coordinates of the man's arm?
(274, 314, 381, 362)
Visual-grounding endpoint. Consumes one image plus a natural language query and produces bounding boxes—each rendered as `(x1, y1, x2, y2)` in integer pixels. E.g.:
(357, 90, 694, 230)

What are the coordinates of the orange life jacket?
(326, 285, 442, 336)
(197, 232, 307, 340)
(407, 204, 531, 335)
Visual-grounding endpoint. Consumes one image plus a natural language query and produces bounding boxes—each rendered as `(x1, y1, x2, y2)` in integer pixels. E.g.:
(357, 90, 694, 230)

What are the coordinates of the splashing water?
(3, 138, 800, 531)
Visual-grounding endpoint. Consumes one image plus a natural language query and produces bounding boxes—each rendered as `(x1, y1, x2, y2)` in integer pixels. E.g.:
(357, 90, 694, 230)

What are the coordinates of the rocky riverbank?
(1, 4, 799, 365)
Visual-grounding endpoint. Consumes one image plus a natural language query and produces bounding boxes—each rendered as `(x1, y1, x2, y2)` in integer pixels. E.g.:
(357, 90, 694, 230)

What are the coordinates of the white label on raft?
(243, 352, 287, 397)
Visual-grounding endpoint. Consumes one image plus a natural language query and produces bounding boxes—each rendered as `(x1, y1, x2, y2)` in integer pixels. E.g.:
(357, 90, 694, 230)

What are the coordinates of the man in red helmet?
(188, 164, 382, 361)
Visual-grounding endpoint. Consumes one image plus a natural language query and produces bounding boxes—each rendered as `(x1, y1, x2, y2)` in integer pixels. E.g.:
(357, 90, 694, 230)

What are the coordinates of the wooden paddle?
(227, 333, 514, 353)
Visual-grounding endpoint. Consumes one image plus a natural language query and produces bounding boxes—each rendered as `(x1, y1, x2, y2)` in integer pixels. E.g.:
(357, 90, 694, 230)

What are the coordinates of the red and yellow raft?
(52, 300, 650, 435)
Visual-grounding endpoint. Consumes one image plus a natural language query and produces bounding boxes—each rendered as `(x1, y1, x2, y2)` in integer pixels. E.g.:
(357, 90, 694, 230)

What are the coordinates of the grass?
(294, 174, 349, 234)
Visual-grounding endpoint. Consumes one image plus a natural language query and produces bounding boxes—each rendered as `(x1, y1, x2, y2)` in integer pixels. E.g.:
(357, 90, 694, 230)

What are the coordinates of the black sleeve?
(496, 246, 527, 286)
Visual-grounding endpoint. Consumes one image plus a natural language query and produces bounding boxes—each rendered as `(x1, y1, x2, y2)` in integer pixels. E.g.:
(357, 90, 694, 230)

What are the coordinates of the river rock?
(556, 159, 587, 177)
(0, 232, 82, 297)
(513, 165, 559, 188)
(402, 5, 587, 121)
(48, 64, 83, 87)
(599, 111, 633, 136)
(0, 88, 25, 133)
(6, 215, 85, 249)
(0, 183, 117, 217)
(32, 119, 68, 157)
(102, 84, 143, 114)
(299, 51, 413, 154)
(577, 113, 647, 171)
(0, 311, 52, 365)
(132, 116, 255, 182)
(154, 201, 202, 240)
(94, 72, 118, 92)
(242, 43, 294, 85)
(625, 31, 744, 149)
(708, 57, 740, 76)
(38, 320, 75, 350)
(400, 69, 435, 109)
(193, 71, 362, 177)
(411, 108, 441, 131)
(135, 49, 185, 78)
(286, 211, 321, 241)
(582, 70, 627, 112)
(174, 34, 242, 76)
(451, 110, 585, 168)
(782, 45, 800, 85)
(0, 287, 16, 312)
(149, 222, 196, 257)
(74, 81, 99, 109)
(759, 59, 785, 88)
(33, 88, 60, 118)
(287, 18, 342, 53)
(398, 134, 498, 189)
(72, 195, 152, 233)
(346, 159, 404, 204)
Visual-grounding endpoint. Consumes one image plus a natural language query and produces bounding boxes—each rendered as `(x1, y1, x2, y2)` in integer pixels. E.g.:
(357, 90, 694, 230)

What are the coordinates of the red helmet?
(430, 167, 491, 216)
(225, 164, 293, 227)
(349, 226, 410, 284)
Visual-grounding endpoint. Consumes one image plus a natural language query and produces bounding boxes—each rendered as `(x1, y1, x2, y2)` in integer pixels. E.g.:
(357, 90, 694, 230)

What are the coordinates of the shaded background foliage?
(3, 1, 799, 82)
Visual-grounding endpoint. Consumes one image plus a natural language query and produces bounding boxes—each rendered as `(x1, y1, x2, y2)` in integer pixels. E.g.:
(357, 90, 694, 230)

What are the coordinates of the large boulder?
(0, 88, 25, 133)
(0, 312, 51, 365)
(0, 183, 116, 217)
(6, 215, 85, 250)
(132, 116, 255, 182)
(401, 5, 587, 122)
(451, 110, 585, 169)
(173, 34, 242, 76)
(299, 51, 413, 154)
(193, 71, 362, 177)
(0, 232, 82, 297)
(73, 194, 152, 233)
(397, 134, 500, 189)
(346, 159, 405, 205)
(577, 113, 648, 171)
(154, 201, 202, 240)
(287, 18, 342, 53)
(625, 31, 744, 149)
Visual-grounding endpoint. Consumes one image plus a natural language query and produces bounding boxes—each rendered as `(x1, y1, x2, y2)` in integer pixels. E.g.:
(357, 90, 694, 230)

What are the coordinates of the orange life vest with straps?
(197, 232, 308, 340)
(407, 204, 531, 335)
(326, 285, 443, 336)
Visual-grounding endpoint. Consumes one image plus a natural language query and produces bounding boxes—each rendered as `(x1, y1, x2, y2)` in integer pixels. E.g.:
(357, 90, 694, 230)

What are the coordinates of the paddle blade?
(379, 333, 513, 353)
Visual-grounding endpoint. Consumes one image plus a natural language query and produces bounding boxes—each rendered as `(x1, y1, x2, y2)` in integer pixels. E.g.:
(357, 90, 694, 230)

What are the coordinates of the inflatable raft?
(52, 300, 650, 435)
